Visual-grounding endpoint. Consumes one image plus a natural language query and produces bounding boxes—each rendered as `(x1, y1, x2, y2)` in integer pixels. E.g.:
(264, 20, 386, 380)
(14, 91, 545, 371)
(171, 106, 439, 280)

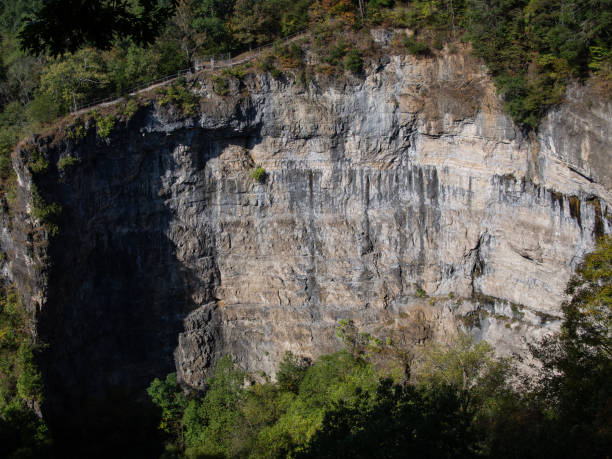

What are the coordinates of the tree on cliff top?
(19, 0, 178, 55)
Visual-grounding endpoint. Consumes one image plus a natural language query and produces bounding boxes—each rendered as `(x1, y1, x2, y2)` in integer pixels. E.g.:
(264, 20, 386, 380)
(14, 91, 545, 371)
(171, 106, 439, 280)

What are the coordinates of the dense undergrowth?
(0, 284, 51, 458)
(141, 236, 612, 459)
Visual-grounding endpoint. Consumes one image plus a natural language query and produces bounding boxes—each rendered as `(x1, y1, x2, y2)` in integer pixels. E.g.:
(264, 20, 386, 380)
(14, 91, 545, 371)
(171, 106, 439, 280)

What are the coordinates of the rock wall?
(1, 45, 610, 414)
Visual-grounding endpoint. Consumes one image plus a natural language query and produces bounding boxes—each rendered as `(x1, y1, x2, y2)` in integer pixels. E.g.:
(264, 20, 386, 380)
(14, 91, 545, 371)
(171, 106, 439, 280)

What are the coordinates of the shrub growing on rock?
(250, 166, 266, 183)
(57, 155, 78, 171)
(403, 37, 430, 56)
(344, 49, 363, 73)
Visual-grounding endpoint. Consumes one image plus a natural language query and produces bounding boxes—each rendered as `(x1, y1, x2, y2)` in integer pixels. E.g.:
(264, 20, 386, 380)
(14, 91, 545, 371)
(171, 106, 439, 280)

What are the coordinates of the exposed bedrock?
(1, 48, 610, 411)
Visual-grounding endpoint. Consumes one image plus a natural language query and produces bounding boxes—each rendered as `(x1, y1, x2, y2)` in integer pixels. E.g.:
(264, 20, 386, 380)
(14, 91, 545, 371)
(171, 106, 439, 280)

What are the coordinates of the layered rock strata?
(1, 45, 610, 411)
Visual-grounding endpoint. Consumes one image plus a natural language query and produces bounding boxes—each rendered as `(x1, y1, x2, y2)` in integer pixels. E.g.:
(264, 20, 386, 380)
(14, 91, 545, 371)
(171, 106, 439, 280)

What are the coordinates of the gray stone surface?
(0, 46, 610, 410)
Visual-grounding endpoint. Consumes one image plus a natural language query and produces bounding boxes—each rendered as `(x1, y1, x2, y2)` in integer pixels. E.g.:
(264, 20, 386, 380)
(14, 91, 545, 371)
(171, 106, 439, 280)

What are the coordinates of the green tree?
(563, 236, 612, 354)
(532, 236, 612, 456)
(299, 378, 477, 458)
(0, 284, 51, 457)
(19, 0, 177, 55)
(344, 49, 362, 73)
(277, 351, 308, 394)
(412, 333, 512, 394)
(37, 47, 109, 113)
(182, 356, 245, 457)
(147, 372, 187, 444)
(189, 0, 235, 55)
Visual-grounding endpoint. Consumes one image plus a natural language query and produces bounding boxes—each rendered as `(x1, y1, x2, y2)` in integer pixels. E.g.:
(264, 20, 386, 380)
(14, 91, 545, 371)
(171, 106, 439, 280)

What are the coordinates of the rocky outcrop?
(0, 43, 610, 416)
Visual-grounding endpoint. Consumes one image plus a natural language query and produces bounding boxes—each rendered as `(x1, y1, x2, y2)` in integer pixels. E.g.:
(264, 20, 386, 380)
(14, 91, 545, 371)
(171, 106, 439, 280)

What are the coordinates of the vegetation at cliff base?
(0, 284, 51, 458)
(146, 236, 612, 458)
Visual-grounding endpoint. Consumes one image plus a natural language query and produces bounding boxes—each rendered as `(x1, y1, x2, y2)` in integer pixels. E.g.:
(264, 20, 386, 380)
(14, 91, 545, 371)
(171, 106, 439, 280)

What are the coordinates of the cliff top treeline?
(0, 0, 610, 175)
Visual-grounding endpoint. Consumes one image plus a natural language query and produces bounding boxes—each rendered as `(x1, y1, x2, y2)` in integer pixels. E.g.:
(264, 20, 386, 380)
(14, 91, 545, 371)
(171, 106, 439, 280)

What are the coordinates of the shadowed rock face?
(1, 46, 610, 421)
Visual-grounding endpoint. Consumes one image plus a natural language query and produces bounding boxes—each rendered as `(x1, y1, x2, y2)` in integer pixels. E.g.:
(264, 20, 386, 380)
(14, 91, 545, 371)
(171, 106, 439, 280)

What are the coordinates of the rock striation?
(0, 43, 610, 416)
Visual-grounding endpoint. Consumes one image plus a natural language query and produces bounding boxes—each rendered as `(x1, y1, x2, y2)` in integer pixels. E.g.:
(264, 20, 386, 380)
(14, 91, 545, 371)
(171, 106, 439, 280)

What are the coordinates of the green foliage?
(38, 48, 110, 114)
(30, 183, 61, 236)
(370, 0, 612, 127)
(465, 0, 612, 127)
(18, 0, 177, 56)
(344, 49, 363, 73)
(300, 379, 477, 458)
(107, 39, 188, 96)
(274, 41, 305, 68)
(147, 373, 187, 442)
(0, 0, 43, 36)
(0, 283, 51, 457)
(27, 149, 48, 174)
(335, 319, 384, 359)
(412, 333, 513, 394)
(16, 344, 43, 403)
(250, 165, 266, 183)
(259, 54, 284, 78)
(403, 37, 431, 56)
(212, 74, 230, 96)
(27, 93, 61, 124)
(182, 356, 245, 457)
(57, 155, 78, 171)
(66, 119, 87, 140)
(269, 67, 283, 78)
(298, 351, 378, 409)
(324, 39, 348, 67)
(150, 338, 514, 457)
(589, 46, 612, 76)
(0, 399, 51, 457)
(414, 283, 427, 297)
(0, 104, 27, 181)
(94, 113, 116, 139)
(525, 236, 612, 455)
(230, 0, 312, 50)
(120, 99, 139, 120)
(277, 352, 308, 394)
(149, 350, 380, 458)
(157, 84, 199, 115)
(222, 65, 249, 80)
(0, 287, 28, 387)
(563, 235, 612, 352)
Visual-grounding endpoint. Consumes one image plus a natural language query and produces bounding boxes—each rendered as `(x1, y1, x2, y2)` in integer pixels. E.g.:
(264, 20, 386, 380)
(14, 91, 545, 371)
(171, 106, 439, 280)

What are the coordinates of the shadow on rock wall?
(31, 112, 252, 456)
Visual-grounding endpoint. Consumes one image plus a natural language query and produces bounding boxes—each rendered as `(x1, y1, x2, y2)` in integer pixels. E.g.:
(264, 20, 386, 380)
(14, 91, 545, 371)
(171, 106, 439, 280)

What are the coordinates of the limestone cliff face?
(1, 43, 610, 412)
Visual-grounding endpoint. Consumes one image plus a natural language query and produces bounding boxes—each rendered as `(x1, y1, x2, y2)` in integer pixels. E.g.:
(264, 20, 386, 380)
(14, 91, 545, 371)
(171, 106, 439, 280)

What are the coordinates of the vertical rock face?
(1, 47, 610, 413)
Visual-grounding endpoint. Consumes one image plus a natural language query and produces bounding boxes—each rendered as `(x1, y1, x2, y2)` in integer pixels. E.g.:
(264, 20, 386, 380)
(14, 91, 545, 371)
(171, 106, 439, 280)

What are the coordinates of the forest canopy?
(18, 0, 178, 55)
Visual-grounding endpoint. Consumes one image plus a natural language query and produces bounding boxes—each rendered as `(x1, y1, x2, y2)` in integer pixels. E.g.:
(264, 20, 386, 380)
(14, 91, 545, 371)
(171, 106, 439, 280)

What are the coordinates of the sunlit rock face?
(2, 44, 610, 407)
